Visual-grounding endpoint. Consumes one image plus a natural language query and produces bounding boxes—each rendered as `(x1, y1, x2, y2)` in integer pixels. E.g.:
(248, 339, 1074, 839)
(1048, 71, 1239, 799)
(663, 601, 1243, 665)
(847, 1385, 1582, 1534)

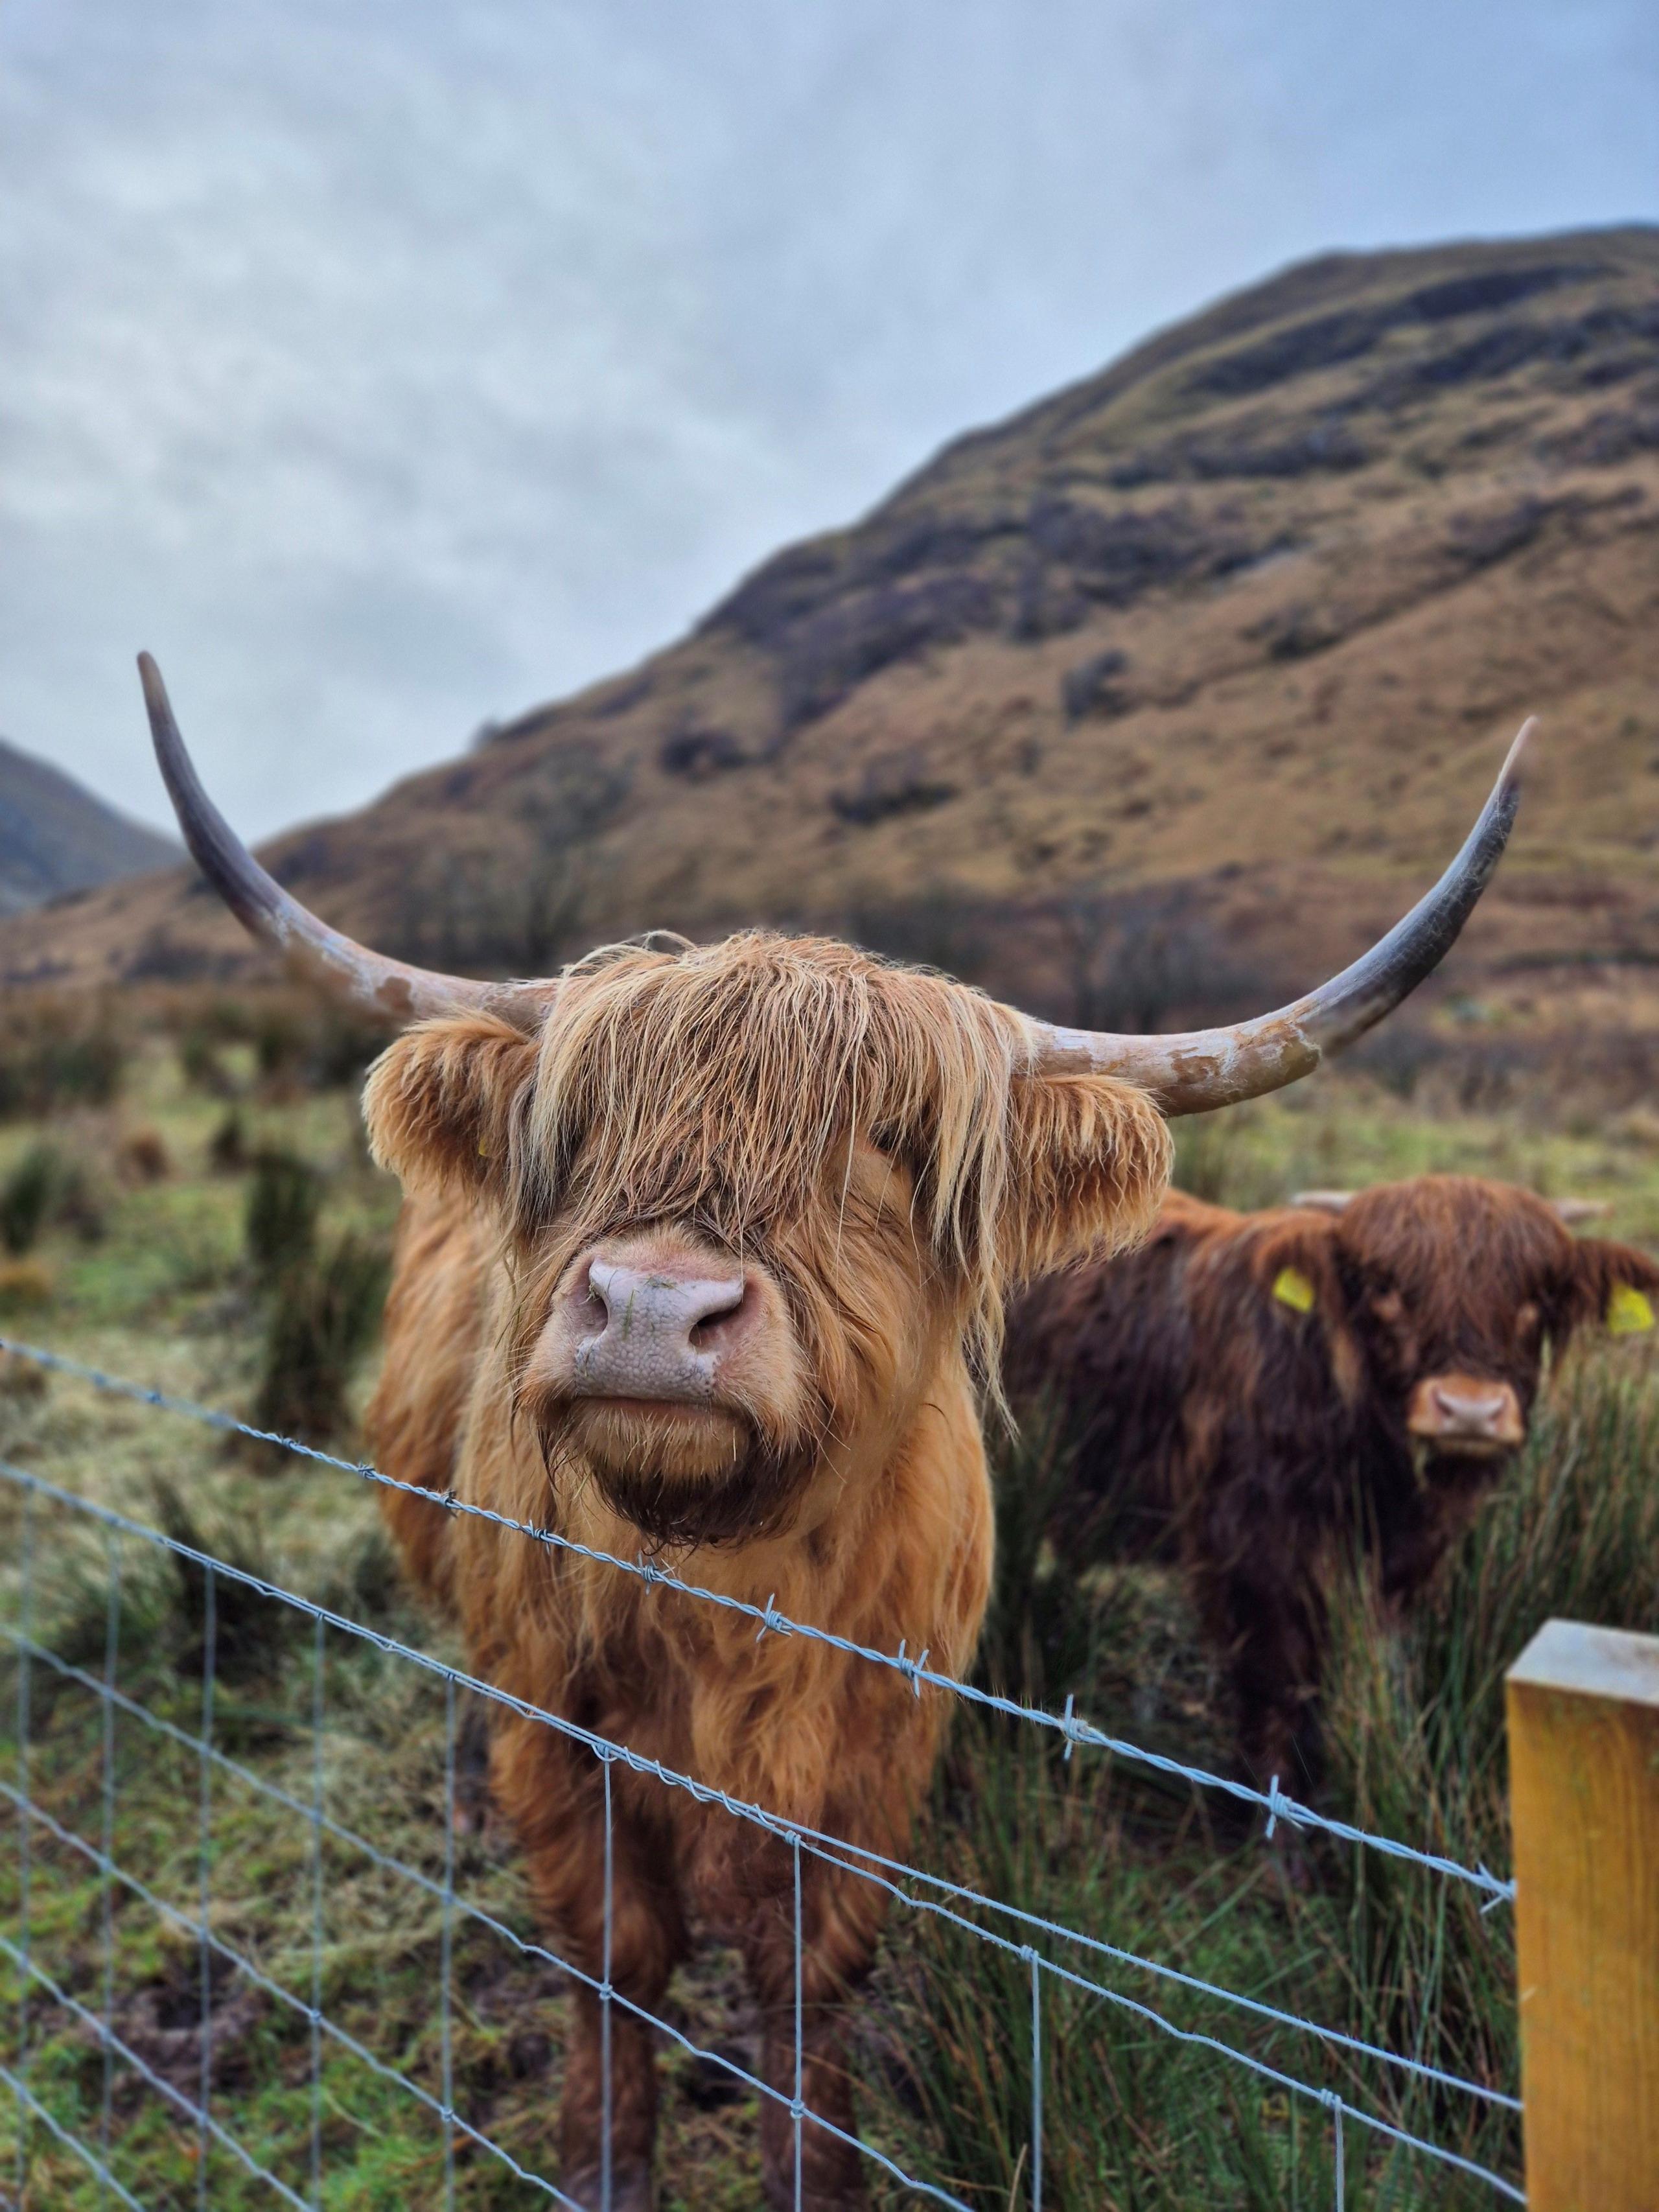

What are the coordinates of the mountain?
(6, 224, 1659, 1041)
(0, 736, 178, 916)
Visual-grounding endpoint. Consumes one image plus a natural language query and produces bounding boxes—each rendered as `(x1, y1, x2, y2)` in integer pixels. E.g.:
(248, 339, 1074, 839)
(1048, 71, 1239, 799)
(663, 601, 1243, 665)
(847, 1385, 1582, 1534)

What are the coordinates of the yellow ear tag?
(1273, 1266, 1316, 1314)
(1607, 1283, 1655, 1336)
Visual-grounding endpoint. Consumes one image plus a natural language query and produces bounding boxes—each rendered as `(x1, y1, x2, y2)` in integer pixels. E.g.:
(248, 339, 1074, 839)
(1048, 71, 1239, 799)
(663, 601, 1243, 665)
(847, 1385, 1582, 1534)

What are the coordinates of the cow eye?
(1371, 1290, 1406, 1327)
(1515, 1300, 1541, 1342)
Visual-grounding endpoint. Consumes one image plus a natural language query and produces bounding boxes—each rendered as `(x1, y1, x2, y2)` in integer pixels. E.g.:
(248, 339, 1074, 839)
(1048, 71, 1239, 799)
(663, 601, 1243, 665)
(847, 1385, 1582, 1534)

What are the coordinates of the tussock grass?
(253, 1231, 389, 1447)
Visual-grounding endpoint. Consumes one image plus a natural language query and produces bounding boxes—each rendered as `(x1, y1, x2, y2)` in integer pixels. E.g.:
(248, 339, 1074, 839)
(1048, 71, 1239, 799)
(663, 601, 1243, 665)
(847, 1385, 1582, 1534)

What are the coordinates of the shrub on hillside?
(209, 1110, 249, 1174)
(0, 1143, 103, 1253)
(253, 1231, 389, 1447)
(0, 998, 126, 1119)
(178, 1024, 237, 1096)
(244, 1149, 321, 1281)
(0, 1147, 61, 1255)
(117, 1127, 171, 1185)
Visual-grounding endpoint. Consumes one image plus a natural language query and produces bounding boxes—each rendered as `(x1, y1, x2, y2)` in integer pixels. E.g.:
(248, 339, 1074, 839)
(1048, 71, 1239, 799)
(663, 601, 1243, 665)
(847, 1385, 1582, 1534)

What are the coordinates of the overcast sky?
(3, 1, 1656, 839)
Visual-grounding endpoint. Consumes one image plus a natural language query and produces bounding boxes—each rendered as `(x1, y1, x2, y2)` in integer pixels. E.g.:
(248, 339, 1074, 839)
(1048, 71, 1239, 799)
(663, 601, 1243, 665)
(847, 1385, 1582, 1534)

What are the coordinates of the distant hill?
(0, 736, 177, 916)
(6, 224, 1659, 1041)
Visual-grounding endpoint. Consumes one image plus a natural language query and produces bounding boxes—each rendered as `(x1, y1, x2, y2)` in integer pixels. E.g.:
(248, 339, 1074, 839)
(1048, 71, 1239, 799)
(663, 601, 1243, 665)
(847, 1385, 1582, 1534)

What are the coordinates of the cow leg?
(491, 1719, 688, 2211)
(737, 1843, 883, 2211)
(1195, 1557, 1328, 1798)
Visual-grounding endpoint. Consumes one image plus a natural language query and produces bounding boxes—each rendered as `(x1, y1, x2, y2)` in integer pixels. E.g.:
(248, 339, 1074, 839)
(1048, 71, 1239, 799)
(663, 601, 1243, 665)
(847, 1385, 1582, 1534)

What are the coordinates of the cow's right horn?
(140, 655, 551, 1029)
(1021, 720, 1535, 1114)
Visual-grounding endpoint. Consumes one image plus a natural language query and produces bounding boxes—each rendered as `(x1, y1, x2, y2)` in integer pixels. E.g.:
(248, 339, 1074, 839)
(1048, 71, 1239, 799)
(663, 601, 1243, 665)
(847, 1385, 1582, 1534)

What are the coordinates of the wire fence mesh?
(1, 1337, 1526, 2208)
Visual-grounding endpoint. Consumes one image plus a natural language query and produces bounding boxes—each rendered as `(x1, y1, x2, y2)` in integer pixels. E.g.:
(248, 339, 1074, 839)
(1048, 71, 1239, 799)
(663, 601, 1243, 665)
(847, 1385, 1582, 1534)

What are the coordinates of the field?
(0, 995, 1656, 2208)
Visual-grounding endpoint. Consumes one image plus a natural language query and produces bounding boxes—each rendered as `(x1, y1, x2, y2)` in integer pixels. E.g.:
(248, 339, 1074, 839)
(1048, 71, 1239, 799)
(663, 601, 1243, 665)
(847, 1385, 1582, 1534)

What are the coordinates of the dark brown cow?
(1005, 1176, 1659, 1789)
(140, 651, 1531, 2209)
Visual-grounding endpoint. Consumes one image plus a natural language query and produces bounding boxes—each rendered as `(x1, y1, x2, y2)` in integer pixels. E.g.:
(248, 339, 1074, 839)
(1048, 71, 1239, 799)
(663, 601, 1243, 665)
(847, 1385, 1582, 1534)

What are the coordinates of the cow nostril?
(1430, 1383, 1509, 1428)
(688, 1281, 748, 1347)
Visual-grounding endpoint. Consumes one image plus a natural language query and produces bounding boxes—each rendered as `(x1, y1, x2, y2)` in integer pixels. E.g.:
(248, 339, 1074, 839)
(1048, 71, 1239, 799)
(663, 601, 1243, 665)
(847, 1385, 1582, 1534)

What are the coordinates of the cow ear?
(362, 1014, 541, 1202)
(1244, 1211, 1344, 1325)
(1557, 1236, 1659, 1342)
(998, 1073, 1174, 1284)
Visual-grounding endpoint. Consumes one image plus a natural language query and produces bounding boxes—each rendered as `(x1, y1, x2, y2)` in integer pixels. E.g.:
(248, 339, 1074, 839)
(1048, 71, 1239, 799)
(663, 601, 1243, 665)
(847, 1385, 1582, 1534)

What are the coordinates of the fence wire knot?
(1264, 1773, 1288, 1841)
(756, 1592, 793, 1642)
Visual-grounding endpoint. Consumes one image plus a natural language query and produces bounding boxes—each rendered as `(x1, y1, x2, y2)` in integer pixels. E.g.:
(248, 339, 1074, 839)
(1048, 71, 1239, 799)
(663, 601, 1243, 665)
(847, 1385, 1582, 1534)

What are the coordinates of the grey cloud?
(1, 0, 1654, 836)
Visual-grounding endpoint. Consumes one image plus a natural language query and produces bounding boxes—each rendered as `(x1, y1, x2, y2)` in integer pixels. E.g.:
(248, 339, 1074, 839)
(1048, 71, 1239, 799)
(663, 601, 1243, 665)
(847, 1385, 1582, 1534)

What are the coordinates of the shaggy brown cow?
(140, 653, 1529, 2209)
(1005, 1176, 1659, 1790)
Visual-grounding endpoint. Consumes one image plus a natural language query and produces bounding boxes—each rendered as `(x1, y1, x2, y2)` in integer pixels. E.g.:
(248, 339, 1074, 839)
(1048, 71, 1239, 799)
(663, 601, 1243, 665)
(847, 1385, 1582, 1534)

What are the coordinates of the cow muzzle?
(526, 1231, 817, 1544)
(550, 1252, 758, 1403)
(532, 1231, 806, 1425)
(574, 1257, 749, 1399)
(1406, 1374, 1525, 1454)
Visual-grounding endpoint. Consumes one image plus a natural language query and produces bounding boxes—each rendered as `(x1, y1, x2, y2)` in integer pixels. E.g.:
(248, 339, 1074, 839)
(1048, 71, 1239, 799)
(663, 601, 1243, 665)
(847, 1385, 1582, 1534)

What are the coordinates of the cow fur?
(362, 932, 1171, 2208)
(1004, 1175, 1659, 1791)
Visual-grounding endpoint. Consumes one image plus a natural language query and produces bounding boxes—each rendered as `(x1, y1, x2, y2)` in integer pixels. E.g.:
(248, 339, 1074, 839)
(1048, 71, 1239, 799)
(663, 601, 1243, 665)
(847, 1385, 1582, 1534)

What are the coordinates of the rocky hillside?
(0, 736, 177, 916)
(8, 224, 1659, 1039)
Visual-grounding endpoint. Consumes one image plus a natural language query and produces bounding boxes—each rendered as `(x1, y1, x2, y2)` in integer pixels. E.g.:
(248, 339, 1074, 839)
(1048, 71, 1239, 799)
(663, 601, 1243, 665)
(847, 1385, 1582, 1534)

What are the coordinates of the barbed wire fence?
(0, 1336, 1525, 2209)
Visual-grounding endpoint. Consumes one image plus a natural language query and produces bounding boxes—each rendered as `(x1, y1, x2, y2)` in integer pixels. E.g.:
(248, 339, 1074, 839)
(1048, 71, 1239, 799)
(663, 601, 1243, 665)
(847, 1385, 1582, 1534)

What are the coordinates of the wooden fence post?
(1507, 1619, 1659, 2211)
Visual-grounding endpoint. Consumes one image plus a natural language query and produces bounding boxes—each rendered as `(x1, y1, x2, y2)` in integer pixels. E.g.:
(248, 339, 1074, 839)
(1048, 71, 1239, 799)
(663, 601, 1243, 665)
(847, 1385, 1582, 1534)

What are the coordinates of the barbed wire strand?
(2, 1463, 1522, 2202)
(0, 1458, 1521, 2119)
(0, 1334, 1514, 1904)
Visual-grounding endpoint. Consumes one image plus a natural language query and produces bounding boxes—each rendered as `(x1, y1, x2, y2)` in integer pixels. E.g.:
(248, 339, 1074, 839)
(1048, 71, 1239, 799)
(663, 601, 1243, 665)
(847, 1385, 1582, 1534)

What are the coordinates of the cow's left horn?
(1023, 720, 1535, 1113)
(139, 654, 550, 1028)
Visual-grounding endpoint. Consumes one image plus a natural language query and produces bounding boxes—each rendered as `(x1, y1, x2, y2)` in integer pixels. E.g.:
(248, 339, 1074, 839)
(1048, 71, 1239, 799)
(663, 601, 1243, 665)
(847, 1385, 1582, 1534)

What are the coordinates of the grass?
(0, 1011, 1654, 2206)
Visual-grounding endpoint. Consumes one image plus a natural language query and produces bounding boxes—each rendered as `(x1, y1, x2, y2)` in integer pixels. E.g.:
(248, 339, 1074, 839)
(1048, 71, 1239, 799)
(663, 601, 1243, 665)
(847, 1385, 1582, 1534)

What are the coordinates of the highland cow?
(1005, 1176, 1659, 1790)
(141, 652, 1529, 2209)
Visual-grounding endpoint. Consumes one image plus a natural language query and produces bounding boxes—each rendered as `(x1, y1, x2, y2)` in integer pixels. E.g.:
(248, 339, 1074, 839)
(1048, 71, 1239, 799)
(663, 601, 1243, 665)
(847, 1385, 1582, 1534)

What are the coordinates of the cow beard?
(535, 1400, 821, 1552)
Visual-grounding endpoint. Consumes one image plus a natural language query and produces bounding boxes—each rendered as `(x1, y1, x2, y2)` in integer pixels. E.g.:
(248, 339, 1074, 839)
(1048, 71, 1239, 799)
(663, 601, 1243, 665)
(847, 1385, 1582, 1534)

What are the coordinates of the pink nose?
(1406, 1373, 1525, 1449)
(572, 1258, 750, 1401)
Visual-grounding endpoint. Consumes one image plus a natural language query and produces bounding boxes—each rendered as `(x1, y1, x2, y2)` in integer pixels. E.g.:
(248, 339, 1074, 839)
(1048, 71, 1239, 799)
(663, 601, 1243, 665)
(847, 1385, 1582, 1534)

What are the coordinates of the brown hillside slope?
(12, 225, 1659, 1042)
(0, 736, 178, 914)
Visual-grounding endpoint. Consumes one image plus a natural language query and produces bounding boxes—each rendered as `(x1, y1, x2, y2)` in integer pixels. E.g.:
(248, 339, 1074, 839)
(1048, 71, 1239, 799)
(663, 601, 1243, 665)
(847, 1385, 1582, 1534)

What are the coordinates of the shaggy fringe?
(512, 933, 1168, 1403)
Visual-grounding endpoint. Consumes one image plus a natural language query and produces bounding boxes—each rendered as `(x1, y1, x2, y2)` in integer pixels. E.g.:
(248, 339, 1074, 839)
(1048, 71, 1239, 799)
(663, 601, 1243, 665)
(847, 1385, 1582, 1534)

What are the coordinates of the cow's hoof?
(561, 2165, 655, 2211)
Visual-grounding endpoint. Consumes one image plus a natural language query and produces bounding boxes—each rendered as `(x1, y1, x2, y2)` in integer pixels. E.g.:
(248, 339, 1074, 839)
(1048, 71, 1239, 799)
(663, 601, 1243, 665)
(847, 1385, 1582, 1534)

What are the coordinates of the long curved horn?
(139, 654, 548, 1027)
(1026, 719, 1535, 1112)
